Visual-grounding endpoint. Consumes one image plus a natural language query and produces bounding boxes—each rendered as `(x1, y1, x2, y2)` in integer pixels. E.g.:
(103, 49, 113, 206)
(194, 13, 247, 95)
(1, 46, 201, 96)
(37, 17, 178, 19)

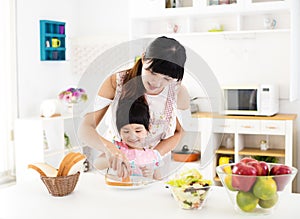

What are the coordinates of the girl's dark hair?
(121, 36, 186, 100)
(116, 96, 150, 132)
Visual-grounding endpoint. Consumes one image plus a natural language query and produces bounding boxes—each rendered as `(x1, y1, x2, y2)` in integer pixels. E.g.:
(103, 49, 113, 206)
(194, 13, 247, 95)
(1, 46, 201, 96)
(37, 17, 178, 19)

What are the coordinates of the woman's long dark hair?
(121, 36, 186, 100)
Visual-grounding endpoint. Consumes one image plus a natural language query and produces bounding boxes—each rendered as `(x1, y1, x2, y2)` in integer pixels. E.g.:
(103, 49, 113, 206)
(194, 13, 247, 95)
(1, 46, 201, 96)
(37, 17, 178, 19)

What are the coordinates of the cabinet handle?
(241, 125, 253, 129)
(219, 125, 229, 128)
(266, 126, 278, 130)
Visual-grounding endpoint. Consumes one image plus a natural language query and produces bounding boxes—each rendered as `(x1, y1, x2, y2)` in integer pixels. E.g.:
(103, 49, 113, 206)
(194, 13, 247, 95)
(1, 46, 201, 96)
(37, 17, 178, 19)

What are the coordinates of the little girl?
(95, 96, 163, 180)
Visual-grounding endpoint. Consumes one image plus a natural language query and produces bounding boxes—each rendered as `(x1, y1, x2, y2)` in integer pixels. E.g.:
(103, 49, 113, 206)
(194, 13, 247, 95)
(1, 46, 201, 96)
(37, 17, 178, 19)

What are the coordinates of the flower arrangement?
(58, 87, 88, 104)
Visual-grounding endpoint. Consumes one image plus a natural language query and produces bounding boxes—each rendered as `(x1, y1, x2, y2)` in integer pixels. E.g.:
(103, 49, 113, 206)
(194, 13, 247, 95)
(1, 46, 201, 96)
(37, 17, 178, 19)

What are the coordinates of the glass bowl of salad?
(165, 168, 212, 210)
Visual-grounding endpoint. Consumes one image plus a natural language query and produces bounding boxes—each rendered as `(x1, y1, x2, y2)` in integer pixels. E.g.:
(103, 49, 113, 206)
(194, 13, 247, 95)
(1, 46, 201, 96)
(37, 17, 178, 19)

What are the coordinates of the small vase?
(66, 103, 73, 114)
(260, 140, 269, 151)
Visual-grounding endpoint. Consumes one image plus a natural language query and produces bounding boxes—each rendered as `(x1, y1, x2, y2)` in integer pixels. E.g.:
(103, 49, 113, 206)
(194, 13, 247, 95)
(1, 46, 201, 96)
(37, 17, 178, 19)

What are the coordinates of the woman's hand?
(105, 148, 132, 178)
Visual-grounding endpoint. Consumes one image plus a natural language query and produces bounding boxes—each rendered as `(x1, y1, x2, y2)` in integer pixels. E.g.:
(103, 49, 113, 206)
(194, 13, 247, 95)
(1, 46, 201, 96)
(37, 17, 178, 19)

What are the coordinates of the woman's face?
(120, 124, 148, 149)
(141, 60, 176, 95)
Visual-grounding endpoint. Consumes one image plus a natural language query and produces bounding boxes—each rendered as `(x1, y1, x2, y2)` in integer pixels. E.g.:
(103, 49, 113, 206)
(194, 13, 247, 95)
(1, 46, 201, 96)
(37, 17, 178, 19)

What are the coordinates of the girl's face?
(120, 124, 148, 149)
(141, 60, 176, 95)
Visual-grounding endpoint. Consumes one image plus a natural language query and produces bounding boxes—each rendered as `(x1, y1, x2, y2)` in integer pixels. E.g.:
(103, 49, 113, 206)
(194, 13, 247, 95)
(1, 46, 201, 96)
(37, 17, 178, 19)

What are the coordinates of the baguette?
(28, 163, 58, 177)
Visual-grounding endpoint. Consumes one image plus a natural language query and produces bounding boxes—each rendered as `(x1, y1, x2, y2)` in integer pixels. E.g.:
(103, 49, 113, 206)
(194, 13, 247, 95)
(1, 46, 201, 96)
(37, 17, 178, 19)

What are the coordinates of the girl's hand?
(105, 148, 132, 178)
(139, 164, 154, 178)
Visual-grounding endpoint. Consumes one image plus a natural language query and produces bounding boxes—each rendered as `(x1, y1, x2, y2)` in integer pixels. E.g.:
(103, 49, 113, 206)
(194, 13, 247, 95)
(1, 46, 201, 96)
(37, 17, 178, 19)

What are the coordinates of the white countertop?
(0, 172, 299, 219)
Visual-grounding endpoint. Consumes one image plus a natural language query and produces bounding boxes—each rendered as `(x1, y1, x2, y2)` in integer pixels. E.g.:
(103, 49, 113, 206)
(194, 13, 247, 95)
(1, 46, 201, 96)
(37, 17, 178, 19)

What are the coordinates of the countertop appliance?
(222, 84, 279, 116)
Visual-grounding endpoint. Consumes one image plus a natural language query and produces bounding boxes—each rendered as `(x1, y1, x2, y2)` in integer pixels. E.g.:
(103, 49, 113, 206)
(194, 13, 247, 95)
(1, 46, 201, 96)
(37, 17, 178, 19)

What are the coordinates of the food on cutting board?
(28, 152, 86, 177)
(166, 168, 212, 209)
(105, 174, 133, 187)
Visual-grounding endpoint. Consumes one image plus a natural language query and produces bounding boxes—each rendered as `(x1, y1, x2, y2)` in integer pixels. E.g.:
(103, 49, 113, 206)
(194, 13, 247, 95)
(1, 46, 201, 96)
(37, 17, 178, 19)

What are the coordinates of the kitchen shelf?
(238, 148, 285, 157)
(129, 0, 290, 39)
(193, 113, 296, 191)
(215, 146, 235, 155)
(137, 28, 290, 40)
(40, 20, 66, 61)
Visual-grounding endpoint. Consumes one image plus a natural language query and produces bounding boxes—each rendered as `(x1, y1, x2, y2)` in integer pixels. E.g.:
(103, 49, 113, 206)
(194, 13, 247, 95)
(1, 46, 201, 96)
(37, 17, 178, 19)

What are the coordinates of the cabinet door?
(15, 119, 44, 183)
(261, 120, 285, 135)
(213, 118, 236, 133)
(244, 0, 289, 10)
(236, 119, 260, 134)
(43, 118, 65, 167)
(129, 0, 165, 18)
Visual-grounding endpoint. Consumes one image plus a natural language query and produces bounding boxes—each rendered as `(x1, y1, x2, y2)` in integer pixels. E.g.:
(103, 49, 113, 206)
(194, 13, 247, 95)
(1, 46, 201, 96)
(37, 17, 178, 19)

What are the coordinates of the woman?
(78, 36, 190, 178)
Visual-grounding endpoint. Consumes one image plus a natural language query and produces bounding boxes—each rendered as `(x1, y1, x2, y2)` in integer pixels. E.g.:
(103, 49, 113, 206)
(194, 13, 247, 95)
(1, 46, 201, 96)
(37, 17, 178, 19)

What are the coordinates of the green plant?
(64, 132, 72, 149)
(252, 156, 278, 163)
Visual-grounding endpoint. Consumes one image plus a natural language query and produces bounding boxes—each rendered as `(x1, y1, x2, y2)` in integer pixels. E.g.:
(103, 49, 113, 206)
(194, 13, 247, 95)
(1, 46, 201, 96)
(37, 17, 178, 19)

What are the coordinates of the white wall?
(77, 0, 129, 37)
(15, 0, 300, 192)
(16, 0, 81, 118)
(16, 0, 129, 118)
(177, 33, 290, 98)
(177, 33, 300, 192)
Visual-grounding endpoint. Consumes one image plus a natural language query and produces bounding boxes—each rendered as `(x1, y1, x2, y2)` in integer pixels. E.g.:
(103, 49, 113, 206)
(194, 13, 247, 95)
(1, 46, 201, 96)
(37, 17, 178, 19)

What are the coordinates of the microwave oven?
(222, 84, 279, 116)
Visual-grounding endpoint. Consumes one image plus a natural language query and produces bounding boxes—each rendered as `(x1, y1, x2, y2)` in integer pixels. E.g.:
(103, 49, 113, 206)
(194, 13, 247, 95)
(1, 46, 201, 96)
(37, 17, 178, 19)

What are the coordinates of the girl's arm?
(78, 73, 131, 178)
(154, 84, 190, 156)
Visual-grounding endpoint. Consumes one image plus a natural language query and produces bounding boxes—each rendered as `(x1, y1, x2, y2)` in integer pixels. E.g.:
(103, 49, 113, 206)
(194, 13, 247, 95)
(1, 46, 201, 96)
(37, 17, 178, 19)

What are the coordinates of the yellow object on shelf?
(219, 156, 232, 173)
(208, 24, 224, 32)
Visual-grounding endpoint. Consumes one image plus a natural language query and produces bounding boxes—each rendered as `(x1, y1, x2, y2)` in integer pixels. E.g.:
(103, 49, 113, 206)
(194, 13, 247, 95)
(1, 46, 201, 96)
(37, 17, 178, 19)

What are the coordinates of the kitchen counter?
(0, 172, 299, 219)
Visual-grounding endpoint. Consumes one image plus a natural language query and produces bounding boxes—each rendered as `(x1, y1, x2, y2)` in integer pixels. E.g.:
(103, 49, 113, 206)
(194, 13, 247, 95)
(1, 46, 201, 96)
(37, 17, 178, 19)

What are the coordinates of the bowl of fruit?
(165, 168, 212, 210)
(216, 157, 298, 215)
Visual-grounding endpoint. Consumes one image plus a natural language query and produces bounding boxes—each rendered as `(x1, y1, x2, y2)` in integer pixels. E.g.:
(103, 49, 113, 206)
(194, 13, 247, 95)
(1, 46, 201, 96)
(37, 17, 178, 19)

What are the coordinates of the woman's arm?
(176, 84, 190, 110)
(78, 73, 131, 178)
(153, 84, 190, 156)
(153, 117, 183, 156)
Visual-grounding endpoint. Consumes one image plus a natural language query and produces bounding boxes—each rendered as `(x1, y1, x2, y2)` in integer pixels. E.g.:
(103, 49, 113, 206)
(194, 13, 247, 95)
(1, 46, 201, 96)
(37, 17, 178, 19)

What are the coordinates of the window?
(0, 0, 17, 185)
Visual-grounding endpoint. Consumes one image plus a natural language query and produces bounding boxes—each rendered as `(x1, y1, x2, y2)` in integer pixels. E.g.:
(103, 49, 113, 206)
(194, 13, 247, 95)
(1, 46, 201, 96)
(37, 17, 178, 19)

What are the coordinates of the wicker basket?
(40, 172, 80, 197)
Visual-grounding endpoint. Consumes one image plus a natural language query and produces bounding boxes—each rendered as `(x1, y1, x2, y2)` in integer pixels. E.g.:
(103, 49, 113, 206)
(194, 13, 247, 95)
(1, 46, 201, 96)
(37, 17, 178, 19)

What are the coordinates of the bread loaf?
(57, 152, 78, 177)
(28, 152, 86, 177)
(28, 163, 58, 177)
(65, 153, 86, 176)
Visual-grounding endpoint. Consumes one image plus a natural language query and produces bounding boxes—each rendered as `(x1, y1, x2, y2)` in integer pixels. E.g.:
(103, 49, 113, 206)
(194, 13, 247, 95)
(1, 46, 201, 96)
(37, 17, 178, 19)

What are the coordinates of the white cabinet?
(192, 113, 296, 191)
(14, 116, 84, 182)
(129, 0, 290, 39)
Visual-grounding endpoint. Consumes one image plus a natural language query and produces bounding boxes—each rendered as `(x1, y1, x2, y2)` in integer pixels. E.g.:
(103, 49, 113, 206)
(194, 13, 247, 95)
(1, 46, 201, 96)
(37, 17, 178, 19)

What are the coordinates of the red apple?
(232, 162, 257, 192)
(248, 161, 269, 176)
(270, 164, 293, 191)
(240, 157, 258, 164)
